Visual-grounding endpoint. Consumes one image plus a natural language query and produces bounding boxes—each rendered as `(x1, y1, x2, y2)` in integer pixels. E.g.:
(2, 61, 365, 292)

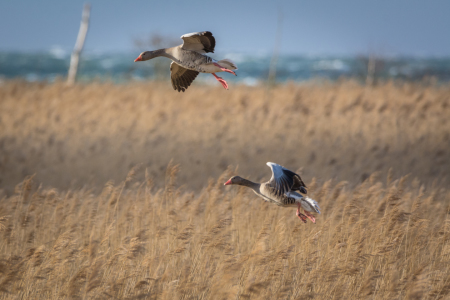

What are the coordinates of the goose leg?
(296, 203, 307, 223)
(304, 211, 316, 223)
(212, 73, 229, 90)
(213, 63, 237, 76)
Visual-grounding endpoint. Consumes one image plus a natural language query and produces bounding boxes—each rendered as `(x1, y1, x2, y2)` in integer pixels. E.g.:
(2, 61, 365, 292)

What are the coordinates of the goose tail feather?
(304, 196, 321, 214)
(218, 59, 238, 70)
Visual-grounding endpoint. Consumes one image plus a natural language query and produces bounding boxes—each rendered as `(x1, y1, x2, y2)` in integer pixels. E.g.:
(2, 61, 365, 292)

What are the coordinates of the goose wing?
(170, 62, 199, 92)
(181, 31, 215, 54)
(266, 162, 307, 196)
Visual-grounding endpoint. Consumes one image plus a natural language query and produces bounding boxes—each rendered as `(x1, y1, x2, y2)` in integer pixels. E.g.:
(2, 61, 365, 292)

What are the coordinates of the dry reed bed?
(0, 80, 450, 299)
(0, 80, 449, 193)
(1, 166, 450, 299)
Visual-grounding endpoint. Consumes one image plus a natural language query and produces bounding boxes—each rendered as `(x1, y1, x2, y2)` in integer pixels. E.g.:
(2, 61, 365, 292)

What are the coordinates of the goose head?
(134, 50, 161, 62)
(224, 176, 245, 186)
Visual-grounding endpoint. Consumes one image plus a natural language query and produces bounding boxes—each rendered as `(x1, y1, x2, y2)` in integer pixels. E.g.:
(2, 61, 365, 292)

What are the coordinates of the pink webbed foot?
(213, 63, 237, 76)
(304, 211, 316, 223)
(297, 213, 307, 223)
(212, 73, 229, 89)
(296, 204, 307, 223)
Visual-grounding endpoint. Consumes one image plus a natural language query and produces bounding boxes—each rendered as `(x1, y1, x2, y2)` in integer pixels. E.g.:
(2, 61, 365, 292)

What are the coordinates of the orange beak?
(224, 179, 232, 185)
(134, 55, 142, 62)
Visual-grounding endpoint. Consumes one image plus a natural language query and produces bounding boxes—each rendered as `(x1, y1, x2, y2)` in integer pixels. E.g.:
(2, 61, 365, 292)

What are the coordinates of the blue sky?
(1, 0, 450, 56)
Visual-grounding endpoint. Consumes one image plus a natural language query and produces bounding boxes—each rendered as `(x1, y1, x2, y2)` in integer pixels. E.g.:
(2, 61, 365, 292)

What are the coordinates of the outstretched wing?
(170, 62, 199, 92)
(266, 162, 307, 196)
(181, 31, 215, 53)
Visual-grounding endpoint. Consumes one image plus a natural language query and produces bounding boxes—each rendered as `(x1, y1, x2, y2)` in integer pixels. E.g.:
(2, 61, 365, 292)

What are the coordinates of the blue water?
(1, 51, 450, 84)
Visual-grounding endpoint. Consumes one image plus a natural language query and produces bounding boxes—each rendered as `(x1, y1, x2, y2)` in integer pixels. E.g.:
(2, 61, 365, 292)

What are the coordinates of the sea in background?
(1, 51, 450, 84)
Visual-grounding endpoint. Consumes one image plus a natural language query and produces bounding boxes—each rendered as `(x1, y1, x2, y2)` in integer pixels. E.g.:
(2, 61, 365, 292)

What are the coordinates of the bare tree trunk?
(366, 54, 376, 86)
(67, 4, 90, 85)
(267, 10, 283, 87)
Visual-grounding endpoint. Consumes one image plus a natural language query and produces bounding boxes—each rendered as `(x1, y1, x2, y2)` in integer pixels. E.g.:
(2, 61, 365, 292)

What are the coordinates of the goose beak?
(134, 55, 142, 62)
(224, 179, 232, 185)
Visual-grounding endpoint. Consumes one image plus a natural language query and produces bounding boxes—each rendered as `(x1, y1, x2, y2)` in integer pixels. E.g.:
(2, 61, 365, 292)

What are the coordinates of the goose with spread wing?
(224, 162, 321, 223)
(134, 31, 237, 92)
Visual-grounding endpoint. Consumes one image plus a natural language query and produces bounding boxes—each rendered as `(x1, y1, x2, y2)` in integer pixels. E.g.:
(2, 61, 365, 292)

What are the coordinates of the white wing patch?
(285, 191, 302, 200)
(267, 162, 287, 195)
(266, 162, 302, 194)
(267, 162, 283, 180)
(180, 32, 199, 38)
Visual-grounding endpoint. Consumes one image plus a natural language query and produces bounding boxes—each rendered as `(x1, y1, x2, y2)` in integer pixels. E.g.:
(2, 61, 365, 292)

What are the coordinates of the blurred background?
(1, 0, 450, 83)
(0, 0, 449, 194)
(2, 2, 450, 298)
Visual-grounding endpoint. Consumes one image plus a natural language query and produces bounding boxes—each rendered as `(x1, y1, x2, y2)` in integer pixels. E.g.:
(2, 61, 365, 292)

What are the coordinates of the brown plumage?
(180, 31, 215, 53)
(170, 63, 199, 92)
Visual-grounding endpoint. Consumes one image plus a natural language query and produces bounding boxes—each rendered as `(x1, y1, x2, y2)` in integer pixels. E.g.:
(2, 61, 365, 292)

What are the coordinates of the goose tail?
(304, 196, 321, 214)
(218, 59, 238, 70)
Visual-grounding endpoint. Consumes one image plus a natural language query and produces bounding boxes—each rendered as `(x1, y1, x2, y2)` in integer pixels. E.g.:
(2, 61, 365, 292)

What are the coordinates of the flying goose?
(224, 162, 321, 223)
(134, 31, 237, 92)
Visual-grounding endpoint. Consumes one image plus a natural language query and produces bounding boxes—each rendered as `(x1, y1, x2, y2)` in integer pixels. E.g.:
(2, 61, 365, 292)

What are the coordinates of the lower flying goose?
(134, 31, 237, 92)
(224, 162, 321, 223)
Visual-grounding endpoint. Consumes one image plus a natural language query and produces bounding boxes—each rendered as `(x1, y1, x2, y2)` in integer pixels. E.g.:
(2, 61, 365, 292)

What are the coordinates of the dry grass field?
(0, 80, 450, 299)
